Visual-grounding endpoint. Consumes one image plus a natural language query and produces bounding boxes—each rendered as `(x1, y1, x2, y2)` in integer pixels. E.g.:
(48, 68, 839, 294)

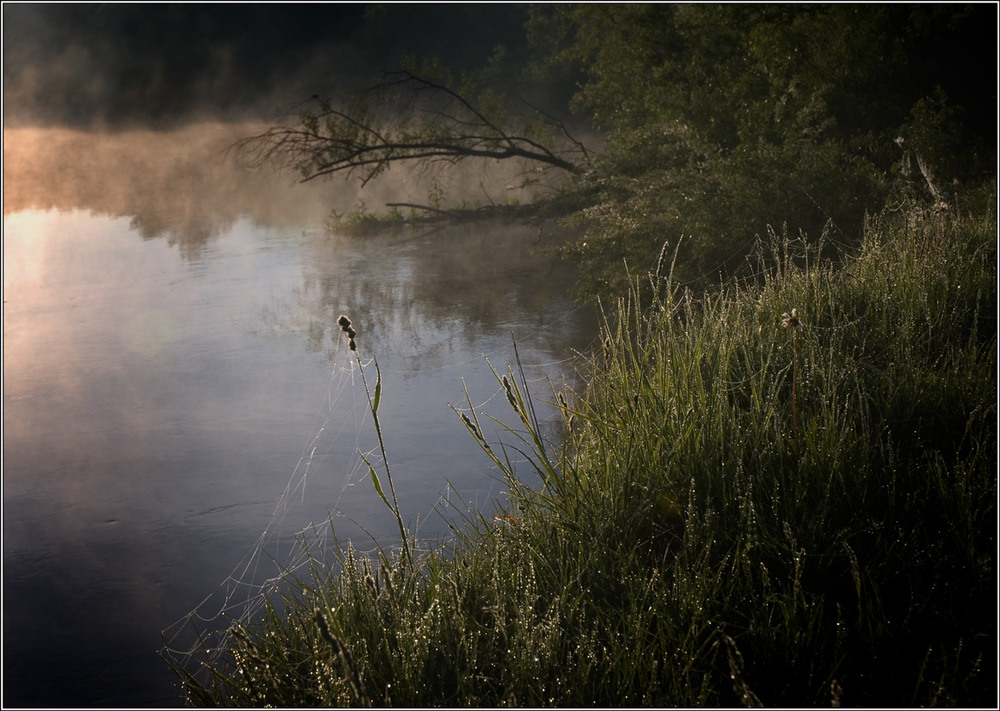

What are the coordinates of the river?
(2, 125, 597, 707)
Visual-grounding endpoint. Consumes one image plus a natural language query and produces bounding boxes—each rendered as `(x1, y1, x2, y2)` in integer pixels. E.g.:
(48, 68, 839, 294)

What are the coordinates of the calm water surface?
(2, 127, 596, 707)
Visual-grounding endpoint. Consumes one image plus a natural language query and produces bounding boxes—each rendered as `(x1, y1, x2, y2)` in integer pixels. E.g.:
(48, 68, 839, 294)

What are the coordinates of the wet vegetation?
(165, 186, 995, 707)
(5, 4, 994, 706)
(150, 5, 996, 706)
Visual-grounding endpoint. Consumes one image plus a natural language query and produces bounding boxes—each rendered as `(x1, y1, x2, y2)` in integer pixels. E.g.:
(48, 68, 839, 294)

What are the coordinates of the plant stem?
(355, 352, 411, 566)
(792, 329, 798, 444)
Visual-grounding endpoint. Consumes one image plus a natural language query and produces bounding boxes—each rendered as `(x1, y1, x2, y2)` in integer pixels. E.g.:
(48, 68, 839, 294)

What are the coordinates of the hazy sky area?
(2, 4, 532, 129)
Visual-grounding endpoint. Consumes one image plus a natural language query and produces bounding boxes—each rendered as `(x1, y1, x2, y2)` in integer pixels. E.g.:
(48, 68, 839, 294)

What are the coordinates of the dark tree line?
(527, 4, 996, 294)
(235, 4, 995, 297)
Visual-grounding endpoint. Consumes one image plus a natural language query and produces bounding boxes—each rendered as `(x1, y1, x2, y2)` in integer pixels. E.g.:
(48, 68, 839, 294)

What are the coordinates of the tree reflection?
(4, 124, 597, 369)
(3, 124, 334, 260)
(291, 222, 596, 373)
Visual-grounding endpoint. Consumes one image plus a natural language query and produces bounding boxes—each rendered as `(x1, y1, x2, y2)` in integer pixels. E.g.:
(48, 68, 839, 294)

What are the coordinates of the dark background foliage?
(523, 4, 996, 295)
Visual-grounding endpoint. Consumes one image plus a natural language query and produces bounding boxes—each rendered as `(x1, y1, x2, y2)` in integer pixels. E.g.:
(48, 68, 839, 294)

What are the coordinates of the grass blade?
(361, 453, 391, 509)
(372, 362, 382, 414)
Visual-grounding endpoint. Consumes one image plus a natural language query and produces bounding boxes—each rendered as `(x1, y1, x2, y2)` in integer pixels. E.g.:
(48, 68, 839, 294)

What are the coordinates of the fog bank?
(3, 4, 531, 129)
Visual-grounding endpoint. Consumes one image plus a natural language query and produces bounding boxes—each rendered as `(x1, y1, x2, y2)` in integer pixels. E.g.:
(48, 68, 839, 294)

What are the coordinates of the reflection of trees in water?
(4, 125, 543, 263)
(5, 125, 597, 368)
(294, 223, 597, 371)
(3, 125, 333, 260)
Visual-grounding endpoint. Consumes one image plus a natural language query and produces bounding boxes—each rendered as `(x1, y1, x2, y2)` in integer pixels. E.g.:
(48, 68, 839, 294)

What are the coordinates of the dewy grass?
(165, 190, 996, 706)
(781, 306, 801, 444)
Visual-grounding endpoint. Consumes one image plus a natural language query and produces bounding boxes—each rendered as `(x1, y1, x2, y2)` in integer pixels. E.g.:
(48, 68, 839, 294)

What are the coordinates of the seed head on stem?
(338, 314, 357, 351)
(336, 314, 410, 563)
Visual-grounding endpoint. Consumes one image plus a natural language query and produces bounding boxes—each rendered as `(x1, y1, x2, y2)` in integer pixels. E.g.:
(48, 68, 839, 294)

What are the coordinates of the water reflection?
(3, 124, 544, 261)
(3, 124, 335, 259)
(3, 127, 596, 706)
(291, 224, 591, 368)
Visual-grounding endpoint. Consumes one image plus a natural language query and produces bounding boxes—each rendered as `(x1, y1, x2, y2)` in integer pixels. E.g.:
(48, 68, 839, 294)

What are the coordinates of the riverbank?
(166, 189, 996, 706)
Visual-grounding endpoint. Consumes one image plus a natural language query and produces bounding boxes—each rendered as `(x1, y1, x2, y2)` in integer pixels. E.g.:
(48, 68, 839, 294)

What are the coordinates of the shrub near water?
(168, 196, 996, 706)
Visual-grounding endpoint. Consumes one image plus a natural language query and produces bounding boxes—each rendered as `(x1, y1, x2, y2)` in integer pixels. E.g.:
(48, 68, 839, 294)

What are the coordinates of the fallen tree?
(232, 69, 591, 191)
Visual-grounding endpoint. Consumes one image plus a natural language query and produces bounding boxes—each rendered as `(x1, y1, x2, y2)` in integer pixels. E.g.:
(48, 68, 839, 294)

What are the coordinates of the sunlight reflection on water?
(2, 133, 596, 705)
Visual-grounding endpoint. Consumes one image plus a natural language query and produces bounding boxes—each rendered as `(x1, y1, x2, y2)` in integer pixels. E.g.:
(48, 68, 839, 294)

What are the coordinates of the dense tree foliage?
(525, 4, 996, 295)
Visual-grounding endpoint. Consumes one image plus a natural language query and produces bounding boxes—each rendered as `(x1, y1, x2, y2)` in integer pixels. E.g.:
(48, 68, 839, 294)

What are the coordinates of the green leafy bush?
(531, 4, 994, 300)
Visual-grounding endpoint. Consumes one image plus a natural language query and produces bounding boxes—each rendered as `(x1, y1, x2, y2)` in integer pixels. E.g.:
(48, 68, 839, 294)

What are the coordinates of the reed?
(166, 187, 995, 706)
(337, 314, 411, 566)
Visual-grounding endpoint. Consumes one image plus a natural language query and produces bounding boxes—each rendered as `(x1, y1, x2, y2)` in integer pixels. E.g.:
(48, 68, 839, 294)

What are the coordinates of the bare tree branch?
(231, 70, 589, 187)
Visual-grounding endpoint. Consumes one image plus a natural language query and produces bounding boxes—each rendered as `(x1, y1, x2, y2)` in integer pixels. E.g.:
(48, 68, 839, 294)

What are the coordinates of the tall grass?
(165, 190, 995, 706)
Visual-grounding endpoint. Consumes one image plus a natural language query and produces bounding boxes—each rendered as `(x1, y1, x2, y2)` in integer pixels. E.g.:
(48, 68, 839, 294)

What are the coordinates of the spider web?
(157, 314, 592, 696)
(158, 345, 361, 677)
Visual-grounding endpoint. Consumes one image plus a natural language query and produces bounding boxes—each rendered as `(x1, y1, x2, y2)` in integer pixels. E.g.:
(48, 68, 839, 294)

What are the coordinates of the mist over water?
(3, 124, 554, 263)
(2, 4, 534, 130)
(3, 6, 596, 706)
(4, 126, 596, 707)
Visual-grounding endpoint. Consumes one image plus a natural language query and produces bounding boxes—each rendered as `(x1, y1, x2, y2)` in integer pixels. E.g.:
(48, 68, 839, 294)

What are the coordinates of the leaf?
(368, 464, 391, 509)
(361, 451, 391, 509)
(372, 363, 382, 414)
